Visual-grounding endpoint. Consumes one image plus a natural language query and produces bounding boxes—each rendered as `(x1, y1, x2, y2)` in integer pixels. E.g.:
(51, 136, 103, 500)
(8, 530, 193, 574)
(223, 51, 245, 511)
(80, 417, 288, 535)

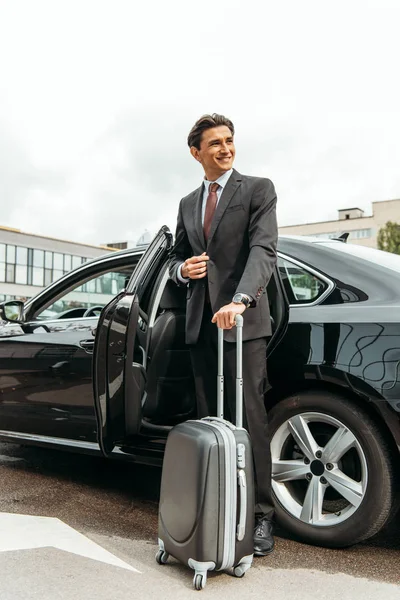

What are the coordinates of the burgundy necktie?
(203, 182, 219, 241)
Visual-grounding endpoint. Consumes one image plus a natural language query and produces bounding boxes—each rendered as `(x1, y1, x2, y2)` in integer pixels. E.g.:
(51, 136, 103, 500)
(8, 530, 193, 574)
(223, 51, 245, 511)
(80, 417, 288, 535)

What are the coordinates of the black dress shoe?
(253, 516, 275, 556)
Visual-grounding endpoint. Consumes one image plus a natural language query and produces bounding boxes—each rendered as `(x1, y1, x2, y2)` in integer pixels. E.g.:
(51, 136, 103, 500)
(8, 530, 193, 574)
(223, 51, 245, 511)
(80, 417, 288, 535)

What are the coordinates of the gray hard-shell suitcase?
(156, 314, 255, 590)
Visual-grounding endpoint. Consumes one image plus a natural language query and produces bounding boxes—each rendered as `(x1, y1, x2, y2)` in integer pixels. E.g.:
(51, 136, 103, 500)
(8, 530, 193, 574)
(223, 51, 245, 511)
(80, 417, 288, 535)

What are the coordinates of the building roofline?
(280, 198, 400, 230)
(0, 225, 21, 234)
(338, 207, 363, 211)
(372, 198, 400, 204)
(0, 225, 117, 252)
(279, 214, 373, 229)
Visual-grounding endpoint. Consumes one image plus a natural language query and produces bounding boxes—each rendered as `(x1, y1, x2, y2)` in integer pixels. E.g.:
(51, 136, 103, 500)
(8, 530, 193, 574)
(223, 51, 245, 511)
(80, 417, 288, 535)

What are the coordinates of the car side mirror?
(0, 300, 25, 323)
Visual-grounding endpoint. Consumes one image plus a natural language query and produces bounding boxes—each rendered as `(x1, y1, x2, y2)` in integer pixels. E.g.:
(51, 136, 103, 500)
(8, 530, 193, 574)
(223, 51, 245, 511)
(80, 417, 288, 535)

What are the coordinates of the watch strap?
(233, 293, 250, 307)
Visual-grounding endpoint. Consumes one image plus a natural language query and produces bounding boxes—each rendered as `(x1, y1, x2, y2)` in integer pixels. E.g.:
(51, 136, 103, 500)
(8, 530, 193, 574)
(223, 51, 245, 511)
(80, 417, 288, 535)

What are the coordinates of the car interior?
(142, 278, 193, 425)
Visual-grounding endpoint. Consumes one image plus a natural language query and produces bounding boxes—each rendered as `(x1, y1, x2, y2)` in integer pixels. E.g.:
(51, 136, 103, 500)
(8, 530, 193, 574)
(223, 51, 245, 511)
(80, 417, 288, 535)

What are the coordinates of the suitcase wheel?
(155, 550, 169, 565)
(233, 560, 251, 578)
(233, 566, 246, 578)
(193, 573, 206, 591)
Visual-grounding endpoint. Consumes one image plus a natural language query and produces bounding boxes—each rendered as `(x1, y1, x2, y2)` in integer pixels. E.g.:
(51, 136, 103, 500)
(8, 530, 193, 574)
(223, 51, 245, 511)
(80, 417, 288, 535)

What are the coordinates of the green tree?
(377, 221, 400, 255)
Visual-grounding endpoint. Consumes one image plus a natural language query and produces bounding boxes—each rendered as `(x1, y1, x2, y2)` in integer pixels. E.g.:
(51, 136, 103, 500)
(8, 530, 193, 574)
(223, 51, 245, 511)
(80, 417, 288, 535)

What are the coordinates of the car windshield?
(318, 242, 400, 273)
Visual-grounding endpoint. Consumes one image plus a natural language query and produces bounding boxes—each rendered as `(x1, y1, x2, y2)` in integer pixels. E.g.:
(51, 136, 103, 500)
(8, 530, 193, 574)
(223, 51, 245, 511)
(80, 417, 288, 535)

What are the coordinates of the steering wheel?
(82, 305, 104, 318)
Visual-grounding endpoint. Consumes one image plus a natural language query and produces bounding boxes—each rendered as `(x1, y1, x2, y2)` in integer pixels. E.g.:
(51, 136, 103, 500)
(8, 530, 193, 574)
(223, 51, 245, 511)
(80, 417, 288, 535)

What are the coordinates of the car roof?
(279, 234, 341, 243)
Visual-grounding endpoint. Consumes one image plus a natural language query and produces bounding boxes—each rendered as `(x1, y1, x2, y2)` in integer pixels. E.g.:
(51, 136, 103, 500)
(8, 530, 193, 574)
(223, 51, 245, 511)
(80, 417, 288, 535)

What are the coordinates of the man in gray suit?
(169, 113, 277, 555)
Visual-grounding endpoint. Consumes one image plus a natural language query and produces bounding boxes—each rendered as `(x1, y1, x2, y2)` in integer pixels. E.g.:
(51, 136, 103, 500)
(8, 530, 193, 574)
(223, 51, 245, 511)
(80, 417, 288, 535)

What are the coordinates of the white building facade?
(278, 199, 400, 248)
(0, 225, 115, 302)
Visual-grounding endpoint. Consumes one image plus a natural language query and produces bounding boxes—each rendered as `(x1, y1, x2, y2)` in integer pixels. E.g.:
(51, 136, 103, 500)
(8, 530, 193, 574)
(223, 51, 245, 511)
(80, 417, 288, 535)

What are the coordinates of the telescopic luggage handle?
(217, 314, 243, 427)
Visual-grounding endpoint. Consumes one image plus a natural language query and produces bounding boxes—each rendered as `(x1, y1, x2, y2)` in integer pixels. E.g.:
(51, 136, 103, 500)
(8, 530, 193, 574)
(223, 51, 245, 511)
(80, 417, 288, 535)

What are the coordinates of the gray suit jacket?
(169, 169, 278, 344)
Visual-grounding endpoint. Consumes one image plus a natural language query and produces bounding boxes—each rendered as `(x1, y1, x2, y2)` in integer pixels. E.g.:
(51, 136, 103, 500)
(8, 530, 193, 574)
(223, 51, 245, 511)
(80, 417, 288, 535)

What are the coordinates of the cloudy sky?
(0, 0, 399, 246)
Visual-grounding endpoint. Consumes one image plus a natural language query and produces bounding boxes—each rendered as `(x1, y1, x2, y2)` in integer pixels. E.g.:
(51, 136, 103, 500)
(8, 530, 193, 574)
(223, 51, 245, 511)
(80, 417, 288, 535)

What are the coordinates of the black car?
(0, 227, 399, 549)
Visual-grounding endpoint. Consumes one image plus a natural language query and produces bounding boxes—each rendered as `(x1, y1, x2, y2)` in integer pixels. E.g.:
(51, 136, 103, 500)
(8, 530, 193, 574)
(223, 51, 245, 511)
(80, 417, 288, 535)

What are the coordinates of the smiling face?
(190, 125, 236, 181)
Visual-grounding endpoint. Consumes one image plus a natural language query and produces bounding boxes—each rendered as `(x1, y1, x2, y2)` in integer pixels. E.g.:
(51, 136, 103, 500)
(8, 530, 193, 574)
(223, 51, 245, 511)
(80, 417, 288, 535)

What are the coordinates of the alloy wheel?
(271, 412, 368, 526)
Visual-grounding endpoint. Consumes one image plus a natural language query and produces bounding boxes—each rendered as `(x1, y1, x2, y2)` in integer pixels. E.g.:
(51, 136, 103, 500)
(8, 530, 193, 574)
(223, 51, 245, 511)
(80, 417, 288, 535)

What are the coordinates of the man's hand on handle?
(212, 302, 246, 330)
(181, 252, 209, 279)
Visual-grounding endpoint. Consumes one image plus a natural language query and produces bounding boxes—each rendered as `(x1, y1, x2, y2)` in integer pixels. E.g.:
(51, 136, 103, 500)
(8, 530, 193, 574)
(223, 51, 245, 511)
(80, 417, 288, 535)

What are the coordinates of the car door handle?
(138, 316, 147, 332)
(80, 339, 95, 353)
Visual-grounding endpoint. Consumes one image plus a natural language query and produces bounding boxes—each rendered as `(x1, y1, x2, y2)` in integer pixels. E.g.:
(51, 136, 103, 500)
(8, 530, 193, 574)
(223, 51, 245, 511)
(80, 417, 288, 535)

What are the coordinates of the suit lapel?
(207, 170, 242, 245)
(192, 184, 206, 249)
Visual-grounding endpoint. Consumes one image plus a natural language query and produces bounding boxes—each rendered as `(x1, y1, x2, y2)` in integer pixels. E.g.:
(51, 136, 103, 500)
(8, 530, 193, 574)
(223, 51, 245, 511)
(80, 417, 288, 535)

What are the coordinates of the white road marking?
(0, 512, 140, 572)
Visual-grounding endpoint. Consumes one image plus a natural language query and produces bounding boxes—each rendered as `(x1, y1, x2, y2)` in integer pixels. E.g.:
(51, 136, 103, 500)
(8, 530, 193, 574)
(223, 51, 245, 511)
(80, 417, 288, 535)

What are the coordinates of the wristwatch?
(232, 293, 251, 308)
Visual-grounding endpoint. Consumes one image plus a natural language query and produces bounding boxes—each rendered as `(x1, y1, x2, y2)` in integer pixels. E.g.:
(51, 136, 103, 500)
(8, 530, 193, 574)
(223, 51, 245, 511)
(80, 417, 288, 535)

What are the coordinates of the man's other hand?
(212, 302, 246, 329)
(181, 252, 209, 279)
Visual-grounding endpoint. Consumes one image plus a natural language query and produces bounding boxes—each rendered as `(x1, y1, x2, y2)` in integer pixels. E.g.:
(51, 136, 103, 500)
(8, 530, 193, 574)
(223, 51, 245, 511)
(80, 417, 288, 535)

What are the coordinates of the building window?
(53, 253, 63, 270)
(16, 246, 28, 265)
(33, 249, 44, 267)
(32, 267, 44, 286)
(310, 232, 339, 239)
(44, 268, 52, 286)
(0, 293, 31, 302)
(45, 251, 53, 269)
(52, 270, 63, 283)
(6, 264, 15, 283)
(7, 245, 16, 263)
(310, 229, 372, 241)
(0, 242, 106, 291)
(72, 256, 81, 269)
(64, 254, 72, 272)
(349, 229, 372, 239)
(15, 265, 28, 284)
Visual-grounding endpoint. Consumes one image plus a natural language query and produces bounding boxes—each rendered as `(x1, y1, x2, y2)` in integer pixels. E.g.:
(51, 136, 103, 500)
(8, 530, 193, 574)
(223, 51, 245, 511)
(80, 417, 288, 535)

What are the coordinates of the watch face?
(233, 293, 248, 306)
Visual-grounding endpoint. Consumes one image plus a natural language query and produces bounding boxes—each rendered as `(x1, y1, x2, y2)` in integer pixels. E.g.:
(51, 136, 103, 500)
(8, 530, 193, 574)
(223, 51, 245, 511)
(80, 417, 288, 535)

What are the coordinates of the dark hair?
(187, 113, 235, 149)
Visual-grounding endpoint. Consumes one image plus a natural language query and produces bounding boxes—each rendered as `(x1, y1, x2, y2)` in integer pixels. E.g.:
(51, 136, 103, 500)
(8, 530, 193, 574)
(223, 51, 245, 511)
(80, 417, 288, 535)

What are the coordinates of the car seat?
(143, 279, 195, 424)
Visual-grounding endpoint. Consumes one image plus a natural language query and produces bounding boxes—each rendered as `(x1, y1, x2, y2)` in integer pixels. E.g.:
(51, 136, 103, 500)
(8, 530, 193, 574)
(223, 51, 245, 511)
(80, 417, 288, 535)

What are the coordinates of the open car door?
(93, 226, 173, 456)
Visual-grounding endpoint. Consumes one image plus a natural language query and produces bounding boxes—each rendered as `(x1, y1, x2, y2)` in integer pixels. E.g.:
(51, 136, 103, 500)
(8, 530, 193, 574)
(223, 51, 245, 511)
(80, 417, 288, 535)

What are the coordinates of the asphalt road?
(0, 441, 399, 600)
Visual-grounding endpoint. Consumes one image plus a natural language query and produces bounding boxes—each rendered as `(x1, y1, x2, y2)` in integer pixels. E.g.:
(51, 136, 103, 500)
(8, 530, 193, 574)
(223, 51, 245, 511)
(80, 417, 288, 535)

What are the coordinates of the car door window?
(278, 256, 329, 304)
(35, 269, 133, 320)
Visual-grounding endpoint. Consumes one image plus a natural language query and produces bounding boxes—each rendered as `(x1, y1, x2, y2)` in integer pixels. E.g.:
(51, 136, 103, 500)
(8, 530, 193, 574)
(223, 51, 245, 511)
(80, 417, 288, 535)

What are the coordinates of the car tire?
(268, 389, 395, 548)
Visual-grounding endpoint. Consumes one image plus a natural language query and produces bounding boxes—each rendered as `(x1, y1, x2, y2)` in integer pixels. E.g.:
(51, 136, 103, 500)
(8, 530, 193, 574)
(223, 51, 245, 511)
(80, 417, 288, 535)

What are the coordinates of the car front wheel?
(268, 390, 396, 547)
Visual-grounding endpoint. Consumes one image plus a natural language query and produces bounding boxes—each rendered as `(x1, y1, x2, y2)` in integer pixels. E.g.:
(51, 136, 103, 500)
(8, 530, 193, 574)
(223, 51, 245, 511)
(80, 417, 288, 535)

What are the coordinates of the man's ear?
(190, 146, 201, 163)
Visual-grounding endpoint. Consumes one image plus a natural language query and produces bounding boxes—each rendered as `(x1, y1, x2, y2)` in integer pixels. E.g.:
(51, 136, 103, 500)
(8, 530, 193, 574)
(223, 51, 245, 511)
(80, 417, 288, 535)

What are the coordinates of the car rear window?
(278, 256, 329, 304)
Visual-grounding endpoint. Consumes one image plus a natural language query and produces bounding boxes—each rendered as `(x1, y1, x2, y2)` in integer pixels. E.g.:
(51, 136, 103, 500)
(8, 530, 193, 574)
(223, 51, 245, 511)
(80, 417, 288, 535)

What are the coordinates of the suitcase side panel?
(158, 421, 226, 568)
(233, 428, 255, 565)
